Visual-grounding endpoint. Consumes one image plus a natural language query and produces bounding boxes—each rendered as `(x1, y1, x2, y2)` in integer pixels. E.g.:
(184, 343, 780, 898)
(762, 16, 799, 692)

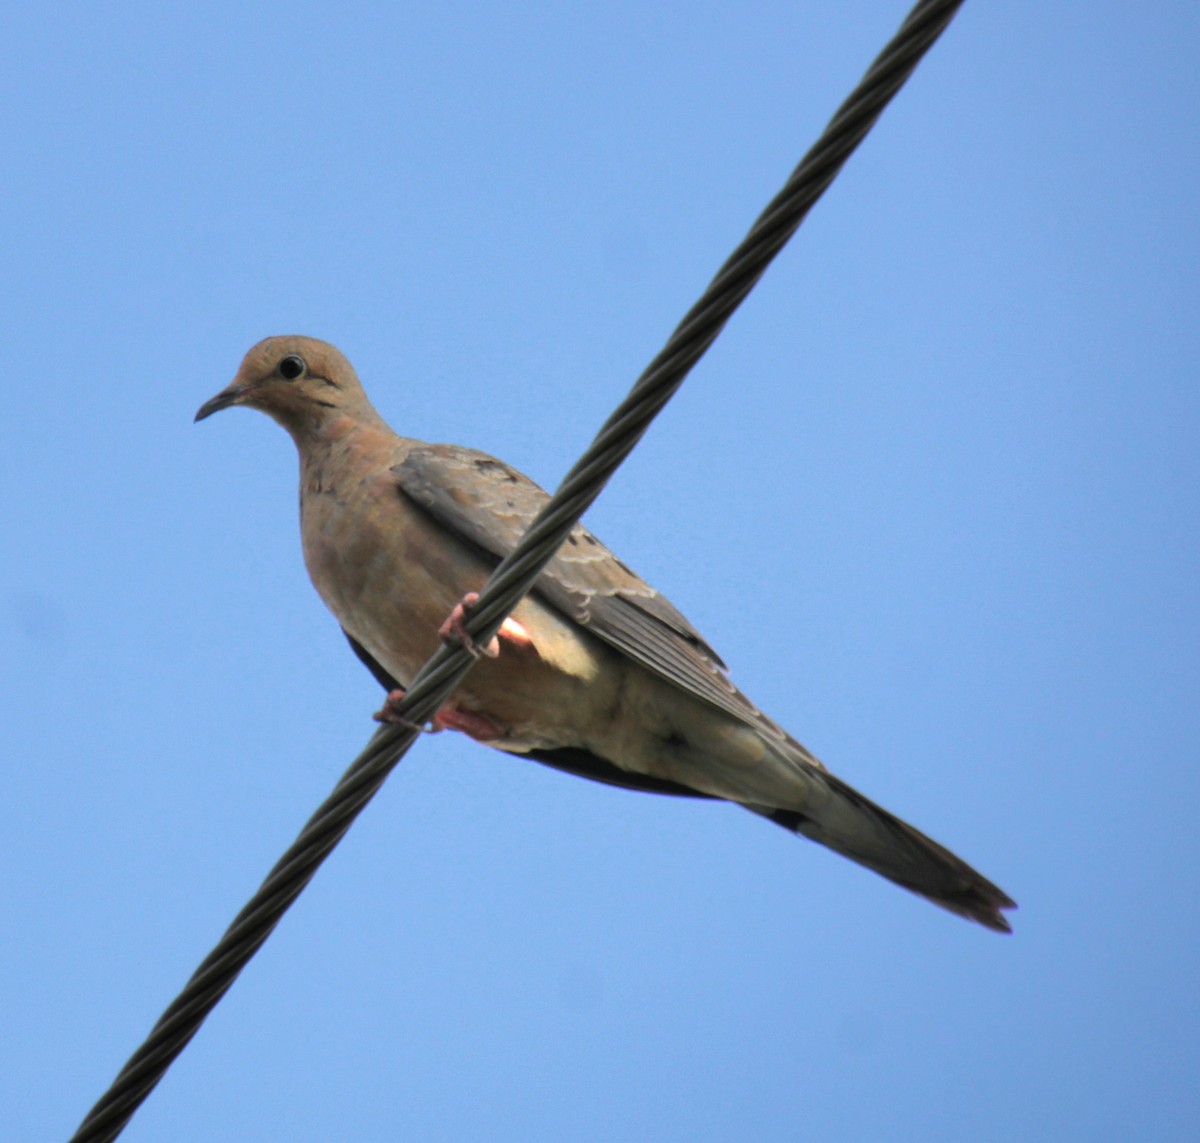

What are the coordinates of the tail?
(750, 769, 1016, 932)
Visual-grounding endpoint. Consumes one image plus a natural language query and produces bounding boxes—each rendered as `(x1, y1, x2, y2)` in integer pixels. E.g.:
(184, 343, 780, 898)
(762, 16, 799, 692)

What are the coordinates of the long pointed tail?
(751, 769, 1016, 932)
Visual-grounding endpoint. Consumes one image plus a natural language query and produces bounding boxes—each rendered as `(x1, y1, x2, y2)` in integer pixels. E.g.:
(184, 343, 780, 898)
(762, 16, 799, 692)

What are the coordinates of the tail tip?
(951, 887, 1017, 934)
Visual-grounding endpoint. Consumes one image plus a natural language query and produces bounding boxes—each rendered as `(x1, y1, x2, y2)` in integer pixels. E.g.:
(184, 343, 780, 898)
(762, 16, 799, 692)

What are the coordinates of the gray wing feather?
(392, 443, 768, 728)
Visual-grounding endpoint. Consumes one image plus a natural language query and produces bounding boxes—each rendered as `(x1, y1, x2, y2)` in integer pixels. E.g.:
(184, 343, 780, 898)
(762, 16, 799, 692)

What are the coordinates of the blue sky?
(3, 3, 1198, 1139)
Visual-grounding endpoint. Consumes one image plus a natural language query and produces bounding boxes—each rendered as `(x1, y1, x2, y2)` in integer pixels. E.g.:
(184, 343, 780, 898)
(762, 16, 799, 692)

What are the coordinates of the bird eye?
(279, 354, 306, 381)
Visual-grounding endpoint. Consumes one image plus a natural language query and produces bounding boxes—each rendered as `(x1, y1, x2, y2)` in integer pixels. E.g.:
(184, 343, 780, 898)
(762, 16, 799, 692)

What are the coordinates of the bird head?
(195, 335, 374, 435)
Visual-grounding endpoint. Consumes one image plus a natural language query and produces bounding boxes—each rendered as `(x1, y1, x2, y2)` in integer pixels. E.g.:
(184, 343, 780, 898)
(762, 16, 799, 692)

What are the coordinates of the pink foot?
(373, 686, 503, 743)
(373, 687, 437, 732)
(431, 705, 504, 742)
(438, 592, 536, 658)
(438, 592, 498, 658)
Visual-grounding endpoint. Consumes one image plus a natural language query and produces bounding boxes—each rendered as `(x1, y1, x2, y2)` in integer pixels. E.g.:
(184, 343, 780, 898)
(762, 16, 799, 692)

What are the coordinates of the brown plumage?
(197, 335, 1016, 932)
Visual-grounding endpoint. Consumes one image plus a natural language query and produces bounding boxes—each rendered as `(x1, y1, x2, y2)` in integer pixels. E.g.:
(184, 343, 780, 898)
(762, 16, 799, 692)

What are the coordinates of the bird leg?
(437, 591, 535, 659)
(373, 687, 503, 742)
(373, 688, 436, 734)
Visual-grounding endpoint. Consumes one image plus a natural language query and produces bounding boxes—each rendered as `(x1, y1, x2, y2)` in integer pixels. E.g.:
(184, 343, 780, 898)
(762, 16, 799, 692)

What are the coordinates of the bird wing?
(392, 442, 767, 729)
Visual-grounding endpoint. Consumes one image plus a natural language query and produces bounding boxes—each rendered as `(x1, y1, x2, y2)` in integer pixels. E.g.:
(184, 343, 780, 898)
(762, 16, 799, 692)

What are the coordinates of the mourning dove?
(197, 335, 1016, 932)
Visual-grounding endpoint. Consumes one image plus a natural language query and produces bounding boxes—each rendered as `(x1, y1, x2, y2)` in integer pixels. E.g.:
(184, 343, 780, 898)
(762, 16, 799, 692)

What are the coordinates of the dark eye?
(278, 354, 306, 380)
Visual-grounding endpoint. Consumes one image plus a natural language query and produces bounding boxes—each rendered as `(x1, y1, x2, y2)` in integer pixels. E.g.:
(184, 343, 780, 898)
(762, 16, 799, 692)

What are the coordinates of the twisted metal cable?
(69, 2, 965, 1138)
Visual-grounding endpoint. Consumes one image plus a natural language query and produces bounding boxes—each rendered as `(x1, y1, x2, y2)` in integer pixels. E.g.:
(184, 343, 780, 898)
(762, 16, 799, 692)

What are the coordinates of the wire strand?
(69, 3, 965, 1138)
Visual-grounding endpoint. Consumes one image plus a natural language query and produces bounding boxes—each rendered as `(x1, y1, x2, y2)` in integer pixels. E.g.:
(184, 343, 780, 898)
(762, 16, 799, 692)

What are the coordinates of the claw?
(372, 685, 503, 743)
(373, 687, 438, 733)
(438, 592, 499, 658)
(437, 592, 536, 658)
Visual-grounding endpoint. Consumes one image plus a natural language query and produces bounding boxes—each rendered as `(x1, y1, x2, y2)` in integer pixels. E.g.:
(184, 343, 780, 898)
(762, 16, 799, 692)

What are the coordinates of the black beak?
(194, 385, 242, 423)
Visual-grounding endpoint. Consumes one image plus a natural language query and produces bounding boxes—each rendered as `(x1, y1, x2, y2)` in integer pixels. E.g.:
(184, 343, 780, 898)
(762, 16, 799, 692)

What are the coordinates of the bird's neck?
(292, 402, 402, 497)
(281, 393, 388, 450)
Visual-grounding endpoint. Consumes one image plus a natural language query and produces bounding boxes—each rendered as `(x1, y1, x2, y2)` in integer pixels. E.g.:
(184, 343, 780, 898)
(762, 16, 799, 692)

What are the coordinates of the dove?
(196, 336, 1015, 931)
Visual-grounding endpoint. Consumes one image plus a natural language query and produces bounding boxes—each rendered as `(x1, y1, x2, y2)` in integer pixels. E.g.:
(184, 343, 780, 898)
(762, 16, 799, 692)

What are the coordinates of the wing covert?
(392, 443, 767, 727)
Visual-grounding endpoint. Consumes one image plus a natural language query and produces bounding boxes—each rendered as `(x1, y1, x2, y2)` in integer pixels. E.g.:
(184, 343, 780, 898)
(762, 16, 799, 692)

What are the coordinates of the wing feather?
(392, 443, 767, 728)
